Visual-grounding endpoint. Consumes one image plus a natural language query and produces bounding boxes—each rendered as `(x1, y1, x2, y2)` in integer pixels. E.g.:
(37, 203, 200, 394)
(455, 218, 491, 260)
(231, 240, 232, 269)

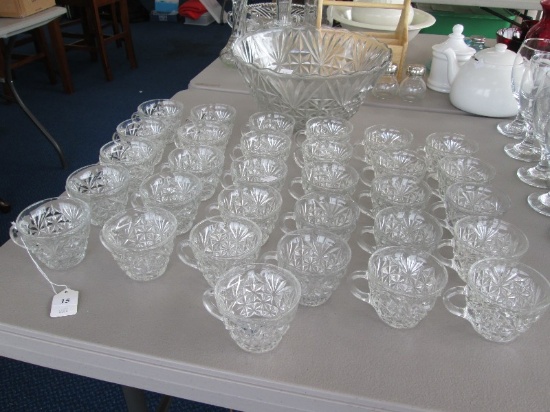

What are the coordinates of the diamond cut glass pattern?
(207, 263, 301, 353)
(11, 197, 91, 270)
(361, 246, 448, 328)
(443, 258, 550, 342)
(101, 208, 177, 281)
(277, 229, 352, 306)
(232, 27, 391, 126)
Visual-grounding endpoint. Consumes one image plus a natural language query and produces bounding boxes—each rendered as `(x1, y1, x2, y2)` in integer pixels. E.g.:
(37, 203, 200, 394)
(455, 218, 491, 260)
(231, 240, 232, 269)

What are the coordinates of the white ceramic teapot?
(446, 43, 518, 118)
(427, 24, 476, 93)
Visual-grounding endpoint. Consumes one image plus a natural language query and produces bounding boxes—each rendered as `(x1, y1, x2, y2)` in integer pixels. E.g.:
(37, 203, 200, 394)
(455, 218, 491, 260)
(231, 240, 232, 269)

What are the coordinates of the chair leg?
(118, 0, 137, 69)
(32, 28, 57, 85)
(48, 19, 74, 94)
(91, 2, 113, 81)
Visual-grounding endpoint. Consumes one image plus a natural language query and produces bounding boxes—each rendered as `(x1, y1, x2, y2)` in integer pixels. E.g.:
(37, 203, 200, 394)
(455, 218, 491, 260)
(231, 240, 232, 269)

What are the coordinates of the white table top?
(0, 6, 66, 39)
(1, 87, 549, 412)
(188, 34, 498, 117)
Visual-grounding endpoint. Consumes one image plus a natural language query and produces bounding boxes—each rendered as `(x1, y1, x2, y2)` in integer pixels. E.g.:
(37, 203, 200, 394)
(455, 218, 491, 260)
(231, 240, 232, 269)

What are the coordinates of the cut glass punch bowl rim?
(231, 26, 392, 124)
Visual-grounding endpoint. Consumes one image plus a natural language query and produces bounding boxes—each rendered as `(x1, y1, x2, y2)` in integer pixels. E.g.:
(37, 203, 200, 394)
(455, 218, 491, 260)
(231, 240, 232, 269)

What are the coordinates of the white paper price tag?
(50, 288, 79, 318)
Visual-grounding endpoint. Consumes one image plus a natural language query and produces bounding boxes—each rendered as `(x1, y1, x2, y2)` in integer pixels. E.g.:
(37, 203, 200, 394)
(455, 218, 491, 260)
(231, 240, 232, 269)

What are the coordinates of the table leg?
(121, 386, 149, 412)
(4, 35, 68, 169)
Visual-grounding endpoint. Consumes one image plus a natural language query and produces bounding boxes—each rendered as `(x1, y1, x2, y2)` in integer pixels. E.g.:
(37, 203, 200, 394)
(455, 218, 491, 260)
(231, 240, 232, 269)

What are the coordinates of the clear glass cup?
(361, 148, 427, 185)
(281, 192, 360, 240)
(350, 245, 448, 329)
(424, 132, 479, 174)
(9, 197, 91, 270)
(232, 129, 292, 162)
(224, 155, 288, 191)
(65, 163, 130, 227)
(245, 111, 296, 137)
(100, 207, 178, 281)
(202, 263, 301, 353)
(437, 216, 530, 282)
(175, 120, 232, 152)
(357, 206, 443, 255)
(362, 174, 433, 217)
(206, 183, 283, 245)
(429, 182, 512, 230)
(115, 117, 170, 159)
(355, 124, 414, 165)
(443, 258, 550, 343)
(99, 140, 159, 192)
(167, 145, 225, 201)
(289, 161, 359, 199)
(294, 138, 354, 168)
(435, 155, 496, 200)
(263, 228, 352, 307)
(132, 170, 203, 235)
(304, 115, 354, 142)
(136, 98, 185, 136)
(188, 103, 237, 131)
(178, 216, 263, 287)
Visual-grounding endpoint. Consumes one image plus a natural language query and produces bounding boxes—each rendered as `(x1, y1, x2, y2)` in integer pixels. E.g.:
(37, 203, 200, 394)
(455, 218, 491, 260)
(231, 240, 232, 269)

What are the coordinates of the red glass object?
(525, 0, 550, 40)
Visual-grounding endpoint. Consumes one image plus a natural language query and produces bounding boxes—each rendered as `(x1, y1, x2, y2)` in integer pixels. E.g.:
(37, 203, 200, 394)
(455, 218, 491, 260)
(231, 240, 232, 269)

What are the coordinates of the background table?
(0, 6, 70, 168)
(1, 87, 549, 412)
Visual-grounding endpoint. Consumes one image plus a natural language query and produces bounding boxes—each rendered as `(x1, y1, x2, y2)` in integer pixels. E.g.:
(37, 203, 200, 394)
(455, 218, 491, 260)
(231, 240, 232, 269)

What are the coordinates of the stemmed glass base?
(504, 141, 541, 162)
(497, 119, 526, 139)
(518, 165, 550, 188)
(528, 192, 550, 216)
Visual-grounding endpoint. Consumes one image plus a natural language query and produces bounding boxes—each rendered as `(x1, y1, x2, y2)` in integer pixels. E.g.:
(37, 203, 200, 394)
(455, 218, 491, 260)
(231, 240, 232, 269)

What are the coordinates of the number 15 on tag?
(50, 288, 79, 318)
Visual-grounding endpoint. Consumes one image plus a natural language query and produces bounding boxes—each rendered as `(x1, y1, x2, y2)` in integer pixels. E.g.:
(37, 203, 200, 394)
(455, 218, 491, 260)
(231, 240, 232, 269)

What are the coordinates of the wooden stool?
(56, 0, 138, 81)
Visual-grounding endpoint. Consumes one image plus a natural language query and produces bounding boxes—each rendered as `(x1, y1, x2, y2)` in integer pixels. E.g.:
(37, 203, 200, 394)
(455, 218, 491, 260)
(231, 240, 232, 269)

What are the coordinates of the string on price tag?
(19, 236, 79, 318)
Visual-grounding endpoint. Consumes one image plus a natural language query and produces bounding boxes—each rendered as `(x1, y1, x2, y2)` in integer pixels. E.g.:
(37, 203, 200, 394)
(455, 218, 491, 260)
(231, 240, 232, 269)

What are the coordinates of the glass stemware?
(527, 70, 550, 215)
(518, 53, 550, 187)
(503, 38, 550, 162)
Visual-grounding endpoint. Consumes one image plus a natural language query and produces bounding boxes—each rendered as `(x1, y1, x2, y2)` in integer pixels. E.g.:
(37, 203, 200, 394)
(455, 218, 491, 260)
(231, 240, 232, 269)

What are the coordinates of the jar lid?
(386, 63, 398, 75)
(432, 24, 476, 56)
(475, 43, 516, 66)
(407, 64, 426, 76)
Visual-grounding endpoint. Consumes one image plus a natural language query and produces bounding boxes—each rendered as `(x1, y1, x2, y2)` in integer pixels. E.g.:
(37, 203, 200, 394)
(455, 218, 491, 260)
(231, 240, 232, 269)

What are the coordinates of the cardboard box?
(0, 0, 56, 18)
(150, 10, 181, 22)
(155, 0, 179, 13)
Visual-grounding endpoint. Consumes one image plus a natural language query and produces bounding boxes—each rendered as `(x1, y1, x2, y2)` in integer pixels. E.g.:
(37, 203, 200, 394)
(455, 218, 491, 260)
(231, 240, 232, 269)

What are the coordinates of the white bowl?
(351, 0, 413, 27)
(328, 6, 436, 40)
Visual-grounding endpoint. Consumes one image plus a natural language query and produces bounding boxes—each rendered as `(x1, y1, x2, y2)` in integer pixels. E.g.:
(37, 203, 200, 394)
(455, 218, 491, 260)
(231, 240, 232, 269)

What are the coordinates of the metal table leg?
(4, 35, 67, 169)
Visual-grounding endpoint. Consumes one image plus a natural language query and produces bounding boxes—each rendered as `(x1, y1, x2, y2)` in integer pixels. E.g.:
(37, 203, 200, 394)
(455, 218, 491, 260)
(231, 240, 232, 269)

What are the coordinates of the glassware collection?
(9, 89, 550, 351)
(8, 5, 550, 353)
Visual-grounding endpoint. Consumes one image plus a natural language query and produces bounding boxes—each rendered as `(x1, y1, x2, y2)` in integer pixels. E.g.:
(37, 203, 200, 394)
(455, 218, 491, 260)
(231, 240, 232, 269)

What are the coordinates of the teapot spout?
(443, 48, 460, 85)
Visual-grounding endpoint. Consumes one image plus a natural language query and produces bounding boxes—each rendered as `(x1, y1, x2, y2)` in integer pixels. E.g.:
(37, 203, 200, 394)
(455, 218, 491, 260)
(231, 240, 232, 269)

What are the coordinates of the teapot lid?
(474, 43, 517, 66)
(432, 24, 476, 56)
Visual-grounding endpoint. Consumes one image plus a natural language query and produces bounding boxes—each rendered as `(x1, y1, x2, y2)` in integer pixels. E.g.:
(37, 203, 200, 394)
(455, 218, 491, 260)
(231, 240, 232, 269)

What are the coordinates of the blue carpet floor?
(0, 11, 235, 412)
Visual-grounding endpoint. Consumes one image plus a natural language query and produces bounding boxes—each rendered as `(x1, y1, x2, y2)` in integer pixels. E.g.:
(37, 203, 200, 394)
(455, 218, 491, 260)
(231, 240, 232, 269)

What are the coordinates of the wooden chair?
(0, 28, 57, 99)
(56, 0, 138, 81)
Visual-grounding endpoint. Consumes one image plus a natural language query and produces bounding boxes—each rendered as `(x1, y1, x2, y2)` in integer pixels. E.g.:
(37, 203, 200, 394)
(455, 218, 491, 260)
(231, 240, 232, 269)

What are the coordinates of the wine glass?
(504, 38, 550, 162)
(518, 53, 550, 187)
(527, 70, 550, 216)
(496, 39, 550, 139)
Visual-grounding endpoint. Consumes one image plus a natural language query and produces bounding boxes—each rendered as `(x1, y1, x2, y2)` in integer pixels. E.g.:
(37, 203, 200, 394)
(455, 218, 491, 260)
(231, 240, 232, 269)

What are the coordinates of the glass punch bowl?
(232, 26, 392, 127)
